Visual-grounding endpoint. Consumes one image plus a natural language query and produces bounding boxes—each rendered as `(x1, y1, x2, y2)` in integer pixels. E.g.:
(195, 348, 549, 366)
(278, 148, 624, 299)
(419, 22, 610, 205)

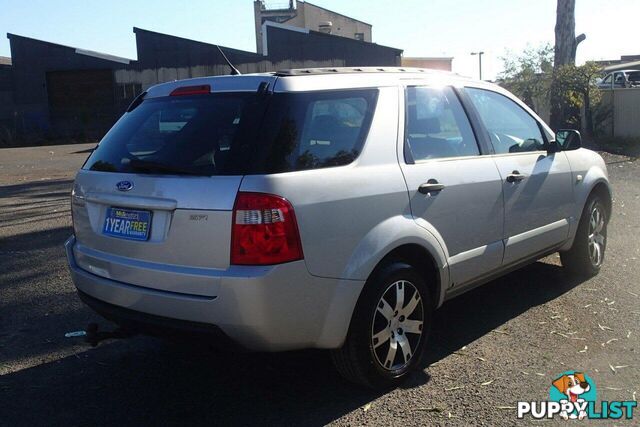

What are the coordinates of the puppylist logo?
(517, 370, 637, 420)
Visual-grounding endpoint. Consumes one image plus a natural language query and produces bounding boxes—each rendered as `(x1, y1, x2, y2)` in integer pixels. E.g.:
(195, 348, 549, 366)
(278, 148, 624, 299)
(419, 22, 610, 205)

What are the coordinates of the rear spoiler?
(126, 91, 147, 112)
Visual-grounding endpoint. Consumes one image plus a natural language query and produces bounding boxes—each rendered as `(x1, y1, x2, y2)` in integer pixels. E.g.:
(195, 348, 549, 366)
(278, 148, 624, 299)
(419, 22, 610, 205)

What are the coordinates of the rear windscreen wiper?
(128, 159, 205, 176)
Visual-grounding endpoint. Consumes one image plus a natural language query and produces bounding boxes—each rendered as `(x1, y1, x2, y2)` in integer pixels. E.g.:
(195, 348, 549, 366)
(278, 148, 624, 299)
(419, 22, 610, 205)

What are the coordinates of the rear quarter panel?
(239, 87, 449, 296)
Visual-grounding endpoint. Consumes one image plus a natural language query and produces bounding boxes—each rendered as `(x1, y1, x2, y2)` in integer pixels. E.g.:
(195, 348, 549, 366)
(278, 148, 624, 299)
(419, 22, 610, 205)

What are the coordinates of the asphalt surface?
(0, 143, 638, 426)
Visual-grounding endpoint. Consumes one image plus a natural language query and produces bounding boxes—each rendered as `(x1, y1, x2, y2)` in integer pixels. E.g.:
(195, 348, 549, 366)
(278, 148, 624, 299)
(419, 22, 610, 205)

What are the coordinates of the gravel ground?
(0, 144, 638, 426)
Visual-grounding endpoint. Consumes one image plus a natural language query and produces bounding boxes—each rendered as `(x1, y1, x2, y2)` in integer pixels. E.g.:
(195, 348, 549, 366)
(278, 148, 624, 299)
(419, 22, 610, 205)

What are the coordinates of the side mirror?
(554, 129, 582, 151)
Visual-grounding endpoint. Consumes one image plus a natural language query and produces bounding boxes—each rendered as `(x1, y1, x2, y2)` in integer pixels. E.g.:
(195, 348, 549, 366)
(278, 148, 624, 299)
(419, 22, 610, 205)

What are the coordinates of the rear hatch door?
(71, 80, 274, 296)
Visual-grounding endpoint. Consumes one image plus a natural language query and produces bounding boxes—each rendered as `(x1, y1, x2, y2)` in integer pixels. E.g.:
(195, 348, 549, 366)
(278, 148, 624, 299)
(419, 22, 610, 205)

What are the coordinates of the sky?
(0, 0, 638, 80)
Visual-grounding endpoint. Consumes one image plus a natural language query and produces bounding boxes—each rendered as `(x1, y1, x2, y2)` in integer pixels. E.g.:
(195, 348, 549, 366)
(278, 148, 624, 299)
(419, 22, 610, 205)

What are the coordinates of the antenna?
(216, 45, 241, 75)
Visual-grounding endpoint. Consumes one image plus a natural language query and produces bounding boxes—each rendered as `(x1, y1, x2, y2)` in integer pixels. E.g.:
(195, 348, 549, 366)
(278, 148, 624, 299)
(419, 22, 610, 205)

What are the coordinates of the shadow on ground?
(0, 255, 586, 426)
(0, 179, 74, 199)
(426, 261, 583, 364)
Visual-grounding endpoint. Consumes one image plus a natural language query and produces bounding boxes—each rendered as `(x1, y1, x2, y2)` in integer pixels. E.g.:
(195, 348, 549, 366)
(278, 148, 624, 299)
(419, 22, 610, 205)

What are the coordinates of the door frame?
(395, 81, 506, 288)
(456, 84, 574, 266)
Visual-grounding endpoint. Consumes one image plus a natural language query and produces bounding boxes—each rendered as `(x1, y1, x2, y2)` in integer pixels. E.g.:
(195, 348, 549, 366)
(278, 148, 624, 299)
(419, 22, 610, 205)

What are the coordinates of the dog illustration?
(552, 372, 591, 420)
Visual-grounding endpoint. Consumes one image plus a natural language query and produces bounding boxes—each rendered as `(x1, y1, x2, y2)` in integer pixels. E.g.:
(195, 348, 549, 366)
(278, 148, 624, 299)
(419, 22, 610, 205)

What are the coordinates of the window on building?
(354, 33, 365, 41)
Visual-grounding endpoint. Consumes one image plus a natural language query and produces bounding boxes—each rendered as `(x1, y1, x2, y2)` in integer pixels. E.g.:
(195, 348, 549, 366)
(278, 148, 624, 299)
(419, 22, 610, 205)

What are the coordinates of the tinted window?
(255, 89, 378, 172)
(405, 86, 479, 161)
(294, 94, 373, 170)
(84, 89, 378, 175)
(466, 88, 545, 154)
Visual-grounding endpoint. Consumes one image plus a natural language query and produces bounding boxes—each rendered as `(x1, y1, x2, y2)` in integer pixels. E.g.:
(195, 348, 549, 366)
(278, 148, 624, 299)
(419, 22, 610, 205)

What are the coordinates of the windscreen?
(83, 89, 378, 176)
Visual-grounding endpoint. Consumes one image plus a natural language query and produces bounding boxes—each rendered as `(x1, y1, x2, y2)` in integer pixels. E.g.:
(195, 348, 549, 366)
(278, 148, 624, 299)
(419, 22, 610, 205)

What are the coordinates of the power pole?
(471, 51, 484, 80)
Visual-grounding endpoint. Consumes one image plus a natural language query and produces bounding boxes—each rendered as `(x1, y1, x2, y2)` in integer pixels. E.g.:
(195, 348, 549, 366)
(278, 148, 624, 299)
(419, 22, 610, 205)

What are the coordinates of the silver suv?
(66, 68, 611, 389)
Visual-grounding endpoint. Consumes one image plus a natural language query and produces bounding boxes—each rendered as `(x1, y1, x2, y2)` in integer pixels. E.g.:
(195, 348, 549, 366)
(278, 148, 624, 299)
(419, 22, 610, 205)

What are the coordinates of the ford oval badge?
(116, 180, 133, 192)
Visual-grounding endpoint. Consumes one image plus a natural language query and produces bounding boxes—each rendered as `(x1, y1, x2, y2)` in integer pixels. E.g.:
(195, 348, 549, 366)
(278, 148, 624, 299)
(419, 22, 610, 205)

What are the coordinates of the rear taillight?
(231, 192, 303, 265)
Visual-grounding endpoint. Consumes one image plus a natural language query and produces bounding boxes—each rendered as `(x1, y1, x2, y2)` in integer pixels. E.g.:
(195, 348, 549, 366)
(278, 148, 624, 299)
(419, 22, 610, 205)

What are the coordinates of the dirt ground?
(0, 143, 638, 426)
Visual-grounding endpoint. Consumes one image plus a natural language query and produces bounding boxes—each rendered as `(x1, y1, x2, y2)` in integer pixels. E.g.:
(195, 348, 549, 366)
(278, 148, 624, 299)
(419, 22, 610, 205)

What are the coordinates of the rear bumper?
(65, 236, 364, 351)
(77, 289, 240, 348)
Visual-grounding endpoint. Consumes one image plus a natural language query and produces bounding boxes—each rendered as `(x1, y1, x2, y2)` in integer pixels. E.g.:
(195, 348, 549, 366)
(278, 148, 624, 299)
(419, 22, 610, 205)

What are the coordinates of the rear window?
(84, 89, 378, 176)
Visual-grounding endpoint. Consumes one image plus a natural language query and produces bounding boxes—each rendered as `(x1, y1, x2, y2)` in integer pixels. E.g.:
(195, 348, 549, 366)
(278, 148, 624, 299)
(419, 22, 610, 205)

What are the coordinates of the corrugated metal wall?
(8, 34, 129, 139)
(0, 64, 14, 144)
(608, 88, 640, 138)
(264, 25, 400, 66)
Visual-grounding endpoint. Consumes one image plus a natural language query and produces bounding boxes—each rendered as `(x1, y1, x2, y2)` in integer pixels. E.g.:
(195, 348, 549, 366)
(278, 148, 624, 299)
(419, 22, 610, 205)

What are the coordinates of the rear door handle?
(506, 171, 526, 183)
(418, 180, 445, 194)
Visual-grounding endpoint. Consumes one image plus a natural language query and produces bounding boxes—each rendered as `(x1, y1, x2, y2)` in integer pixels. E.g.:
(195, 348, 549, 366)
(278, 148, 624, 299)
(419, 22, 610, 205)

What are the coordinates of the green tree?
(553, 61, 607, 136)
(499, 44, 553, 112)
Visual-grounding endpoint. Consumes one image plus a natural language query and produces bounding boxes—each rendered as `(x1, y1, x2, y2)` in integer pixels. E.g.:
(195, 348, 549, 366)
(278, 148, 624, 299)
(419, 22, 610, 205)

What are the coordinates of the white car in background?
(597, 69, 640, 89)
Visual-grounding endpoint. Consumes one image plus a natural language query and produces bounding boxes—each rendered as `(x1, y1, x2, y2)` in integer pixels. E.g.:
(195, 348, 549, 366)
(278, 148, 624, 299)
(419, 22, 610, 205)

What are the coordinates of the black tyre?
(331, 262, 433, 390)
(560, 194, 608, 277)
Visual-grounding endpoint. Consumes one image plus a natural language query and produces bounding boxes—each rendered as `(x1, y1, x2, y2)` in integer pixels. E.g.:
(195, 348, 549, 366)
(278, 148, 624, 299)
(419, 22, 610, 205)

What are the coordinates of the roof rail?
(274, 67, 458, 77)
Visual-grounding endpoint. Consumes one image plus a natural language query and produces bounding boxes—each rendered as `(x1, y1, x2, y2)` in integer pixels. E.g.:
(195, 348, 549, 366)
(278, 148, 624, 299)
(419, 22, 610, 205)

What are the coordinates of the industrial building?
(1, 3, 402, 144)
(254, 0, 372, 53)
(256, 1, 453, 72)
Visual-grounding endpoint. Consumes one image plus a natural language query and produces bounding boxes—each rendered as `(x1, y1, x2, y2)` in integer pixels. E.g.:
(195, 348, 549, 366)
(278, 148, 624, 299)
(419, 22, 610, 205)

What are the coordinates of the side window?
(466, 88, 545, 154)
(405, 86, 479, 161)
(602, 74, 612, 85)
(296, 95, 371, 169)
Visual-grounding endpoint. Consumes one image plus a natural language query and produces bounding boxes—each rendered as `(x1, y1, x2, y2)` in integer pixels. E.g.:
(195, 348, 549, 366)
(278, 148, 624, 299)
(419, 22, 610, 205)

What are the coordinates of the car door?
(399, 85, 504, 287)
(464, 87, 573, 266)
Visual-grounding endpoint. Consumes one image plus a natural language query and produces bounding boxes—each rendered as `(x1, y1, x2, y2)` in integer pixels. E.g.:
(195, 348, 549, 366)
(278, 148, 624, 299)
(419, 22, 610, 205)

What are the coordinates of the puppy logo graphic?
(550, 371, 596, 420)
(519, 370, 636, 420)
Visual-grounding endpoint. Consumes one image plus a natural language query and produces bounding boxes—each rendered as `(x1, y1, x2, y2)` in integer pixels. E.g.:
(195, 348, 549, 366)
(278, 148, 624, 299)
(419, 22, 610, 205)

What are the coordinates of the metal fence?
(601, 88, 640, 138)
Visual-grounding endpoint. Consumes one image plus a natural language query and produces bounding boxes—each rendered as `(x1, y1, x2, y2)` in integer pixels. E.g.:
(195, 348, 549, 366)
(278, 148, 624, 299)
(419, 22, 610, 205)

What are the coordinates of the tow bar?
(84, 323, 135, 347)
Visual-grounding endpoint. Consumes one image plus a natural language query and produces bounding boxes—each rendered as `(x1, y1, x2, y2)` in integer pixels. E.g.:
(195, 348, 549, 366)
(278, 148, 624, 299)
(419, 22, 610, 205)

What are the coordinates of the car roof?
(144, 67, 486, 98)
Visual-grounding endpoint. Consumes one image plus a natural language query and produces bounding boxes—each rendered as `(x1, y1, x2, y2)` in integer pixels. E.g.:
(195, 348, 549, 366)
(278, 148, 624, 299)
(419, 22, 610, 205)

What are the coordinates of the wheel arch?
(562, 175, 612, 252)
(326, 242, 443, 356)
(369, 244, 442, 310)
(316, 217, 449, 349)
(589, 181, 612, 220)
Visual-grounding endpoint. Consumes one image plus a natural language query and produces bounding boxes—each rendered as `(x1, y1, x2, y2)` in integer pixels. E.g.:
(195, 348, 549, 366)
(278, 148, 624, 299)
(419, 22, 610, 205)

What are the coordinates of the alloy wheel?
(371, 280, 424, 371)
(588, 204, 606, 267)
